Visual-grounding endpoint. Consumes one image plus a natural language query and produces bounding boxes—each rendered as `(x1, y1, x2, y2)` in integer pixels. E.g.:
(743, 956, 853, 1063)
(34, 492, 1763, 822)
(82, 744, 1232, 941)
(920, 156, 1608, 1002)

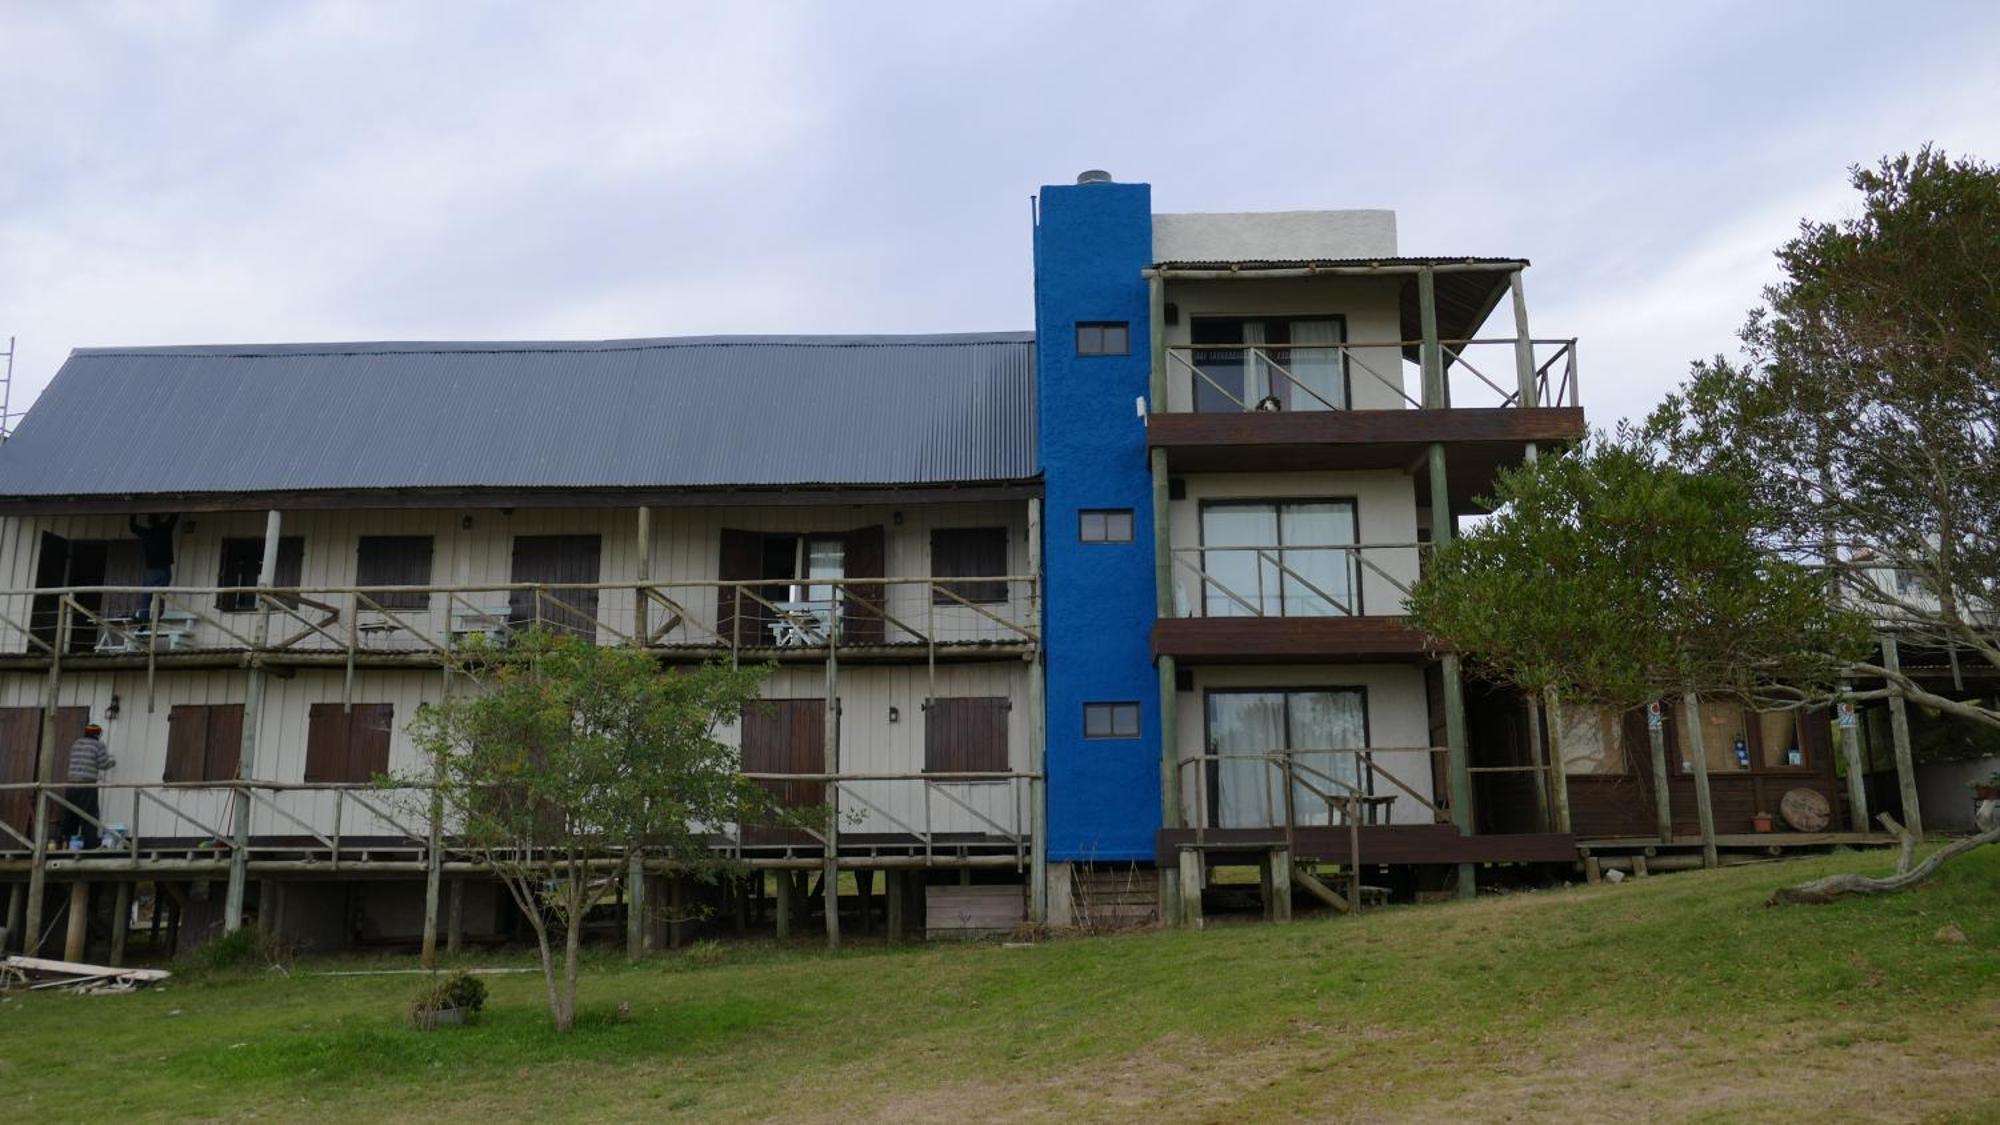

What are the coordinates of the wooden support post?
(1648, 708, 1673, 843)
(731, 875, 748, 935)
(1837, 685, 1870, 832)
(668, 875, 687, 950)
(1268, 847, 1293, 923)
(1632, 854, 1649, 879)
(1258, 852, 1275, 921)
(1584, 855, 1602, 884)
(257, 879, 276, 936)
(1679, 691, 1720, 869)
(885, 870, 905, 943)
(1509, 268, 1537, 406)
(446, 878, 464, 955)
(634, 505, 652, 643)
(1441, 647, 1475, 900)
(25, 598, 70, 955)
(148, 884, 164, 954)
(1881, 636, 1924, 838)
(64, 881, 89, 962)
(774, 871, 792, 940)
(823, 637, 841, 951)
(110, 880, 132, 966)
(1176, 848, 1204, 930)
(1151, 447, 1183, 927)
(1026, 496, 1048, 925)
(5, 880, 23, 954)
(625, 851, 645, 961)
(856, 869, 875, 936)
(227, 508, 284, 935)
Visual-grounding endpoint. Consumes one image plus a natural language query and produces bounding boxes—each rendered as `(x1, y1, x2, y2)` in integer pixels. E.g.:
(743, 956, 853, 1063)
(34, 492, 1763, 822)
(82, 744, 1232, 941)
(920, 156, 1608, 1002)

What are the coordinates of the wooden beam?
(1838, 689, 1870, 832)
(1679, 691, 1720, 868)
(633, 505, 652, 643)
(1026, 496, 1048, 926)
(1509, 269, 1536, 406)
(1291, 864, 1351, 914)
(885, 870, 904, 943)
(774, 871, 792, 940)
(1176, 848, 1204, 930)
(5, 880, 23, 953)
(0, 482, 1046, 517)
(109, 880, 131, 966)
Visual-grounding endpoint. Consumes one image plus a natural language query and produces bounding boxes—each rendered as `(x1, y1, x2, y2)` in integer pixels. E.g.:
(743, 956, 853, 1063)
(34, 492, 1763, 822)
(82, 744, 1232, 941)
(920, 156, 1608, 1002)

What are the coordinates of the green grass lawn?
(5, 847, 2000, 1123)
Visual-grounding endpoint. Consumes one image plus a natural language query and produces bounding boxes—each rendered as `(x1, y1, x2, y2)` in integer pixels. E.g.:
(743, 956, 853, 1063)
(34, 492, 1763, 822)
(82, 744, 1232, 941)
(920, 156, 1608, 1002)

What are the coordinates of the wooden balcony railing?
(0, 573, 1039, 667)
(1166, 542, 1425, 618)
(1160, 337, 1579, 414)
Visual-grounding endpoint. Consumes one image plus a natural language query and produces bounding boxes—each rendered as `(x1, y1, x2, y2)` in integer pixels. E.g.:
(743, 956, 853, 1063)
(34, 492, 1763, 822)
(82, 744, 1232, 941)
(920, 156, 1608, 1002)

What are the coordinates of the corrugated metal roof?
(0, 333, 1038, 499)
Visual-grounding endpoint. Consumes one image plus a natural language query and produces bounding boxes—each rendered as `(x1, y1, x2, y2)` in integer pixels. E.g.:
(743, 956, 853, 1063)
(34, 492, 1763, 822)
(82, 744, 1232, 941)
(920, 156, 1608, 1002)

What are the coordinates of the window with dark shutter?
(930, 527, 1008, 605)
(356, 537, 434, 611)
(924, 696, 1010, 774)
(164, 704, 244, 782)
(305, 703, 393, 784)
(215, 537, 304, 612)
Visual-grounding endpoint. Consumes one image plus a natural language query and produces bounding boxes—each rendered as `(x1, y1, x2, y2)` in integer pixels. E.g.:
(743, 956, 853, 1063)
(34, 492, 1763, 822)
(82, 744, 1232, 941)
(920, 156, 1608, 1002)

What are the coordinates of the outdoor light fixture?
(461, 515, 474, 530)
(106, 694, 121, 721)
(888, 706, 900, 723)
(892, 511, 905, 526)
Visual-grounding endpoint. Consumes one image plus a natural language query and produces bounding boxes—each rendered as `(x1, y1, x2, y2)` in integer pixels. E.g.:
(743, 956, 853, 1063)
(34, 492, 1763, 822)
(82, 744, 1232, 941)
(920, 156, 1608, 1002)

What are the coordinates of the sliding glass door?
(1207, 688, 1368, 828)
(1200, 499, 1359, 617)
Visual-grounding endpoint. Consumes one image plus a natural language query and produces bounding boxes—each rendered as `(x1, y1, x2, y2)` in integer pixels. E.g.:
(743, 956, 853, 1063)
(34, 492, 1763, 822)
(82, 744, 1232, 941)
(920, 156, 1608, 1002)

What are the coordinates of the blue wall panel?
(1033, 181, 1161, 862)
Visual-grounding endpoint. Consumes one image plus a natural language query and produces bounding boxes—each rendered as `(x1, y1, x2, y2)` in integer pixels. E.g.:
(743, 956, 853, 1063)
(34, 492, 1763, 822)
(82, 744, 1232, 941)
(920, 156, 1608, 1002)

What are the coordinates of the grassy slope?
(3, 847, 1999, 1123)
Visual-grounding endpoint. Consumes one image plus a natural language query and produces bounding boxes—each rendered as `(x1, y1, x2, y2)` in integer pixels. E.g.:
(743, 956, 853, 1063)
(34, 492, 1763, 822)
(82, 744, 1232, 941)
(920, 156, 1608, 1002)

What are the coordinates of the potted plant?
(409, 969, 488, 1030)
(1751, 811, 1775, 833)
(1972, 770, 2000, 802)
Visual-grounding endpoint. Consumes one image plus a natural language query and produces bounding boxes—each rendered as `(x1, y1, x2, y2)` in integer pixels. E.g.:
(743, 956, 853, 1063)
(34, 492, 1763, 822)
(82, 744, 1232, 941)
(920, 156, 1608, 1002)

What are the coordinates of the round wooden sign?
(1779, 787, 1831, 833)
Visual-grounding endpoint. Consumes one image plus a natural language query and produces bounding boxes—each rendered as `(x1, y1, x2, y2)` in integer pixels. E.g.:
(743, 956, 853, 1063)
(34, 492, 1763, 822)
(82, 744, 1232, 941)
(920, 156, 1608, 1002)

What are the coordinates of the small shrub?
(176, 926, 294, 974)
(409, 970, 487, 1030)
(685, 939, 726, 967)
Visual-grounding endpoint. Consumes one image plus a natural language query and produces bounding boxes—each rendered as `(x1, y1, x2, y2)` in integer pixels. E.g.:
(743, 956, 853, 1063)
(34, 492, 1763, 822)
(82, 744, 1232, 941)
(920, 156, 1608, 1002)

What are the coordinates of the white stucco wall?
(1153, 210, 1397, 262)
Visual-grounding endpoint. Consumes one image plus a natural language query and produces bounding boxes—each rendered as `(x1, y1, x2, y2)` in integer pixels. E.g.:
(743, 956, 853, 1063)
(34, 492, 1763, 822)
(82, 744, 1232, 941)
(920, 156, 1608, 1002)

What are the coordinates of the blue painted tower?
(1032, 174, 1160, 862)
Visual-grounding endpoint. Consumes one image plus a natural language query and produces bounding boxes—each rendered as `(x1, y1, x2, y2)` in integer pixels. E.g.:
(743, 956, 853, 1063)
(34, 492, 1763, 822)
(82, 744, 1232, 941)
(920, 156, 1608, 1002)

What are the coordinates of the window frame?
(1083, 701, 1142, 740)
(1078, 508, 1135, 544)
(1197, 496, 1362, 617)
(1075, 321, 1131, 357)
(1188, 313, 1350, 412)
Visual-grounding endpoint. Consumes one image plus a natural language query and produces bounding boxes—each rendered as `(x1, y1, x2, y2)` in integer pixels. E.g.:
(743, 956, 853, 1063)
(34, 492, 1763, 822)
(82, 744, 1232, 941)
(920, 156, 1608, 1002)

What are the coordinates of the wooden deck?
(1157, 823, 1577, 865)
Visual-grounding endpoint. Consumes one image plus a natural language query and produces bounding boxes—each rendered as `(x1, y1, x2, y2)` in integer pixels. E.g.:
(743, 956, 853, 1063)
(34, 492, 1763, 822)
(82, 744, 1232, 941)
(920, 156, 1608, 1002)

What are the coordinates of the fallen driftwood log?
(1768, 804, 2000, 906)
(2, 955, 172, 994)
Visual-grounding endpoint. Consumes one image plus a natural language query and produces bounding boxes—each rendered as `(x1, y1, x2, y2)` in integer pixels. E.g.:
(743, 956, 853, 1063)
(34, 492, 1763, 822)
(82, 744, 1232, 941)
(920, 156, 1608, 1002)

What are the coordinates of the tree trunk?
(559, 911, 582, 1032)
(1768, 803, 1999, 906)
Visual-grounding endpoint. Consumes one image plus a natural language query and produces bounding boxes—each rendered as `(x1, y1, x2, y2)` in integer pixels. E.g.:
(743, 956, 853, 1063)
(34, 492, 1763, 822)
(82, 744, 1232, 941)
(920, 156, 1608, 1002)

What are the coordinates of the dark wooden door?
(843, 525, 886, 644)
(0, 706, 90, 839)
(509, 535, 602, 638)
(717, 529, 763, 646)
(29, 532, 69, 652)
(739, 699, 825, 845)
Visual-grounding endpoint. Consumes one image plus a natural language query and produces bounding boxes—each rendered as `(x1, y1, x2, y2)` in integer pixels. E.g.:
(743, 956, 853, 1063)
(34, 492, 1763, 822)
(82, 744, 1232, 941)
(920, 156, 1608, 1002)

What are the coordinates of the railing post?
(226, 508, 283, 934)
(1678, 691, 1720, 869)
(1647, 703, 1672, 842)
(25, 595, 71, 954)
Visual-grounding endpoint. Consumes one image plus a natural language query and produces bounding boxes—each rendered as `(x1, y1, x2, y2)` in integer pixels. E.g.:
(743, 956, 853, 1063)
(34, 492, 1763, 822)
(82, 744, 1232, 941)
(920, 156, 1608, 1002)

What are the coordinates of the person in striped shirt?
(60, 722, 115, 849)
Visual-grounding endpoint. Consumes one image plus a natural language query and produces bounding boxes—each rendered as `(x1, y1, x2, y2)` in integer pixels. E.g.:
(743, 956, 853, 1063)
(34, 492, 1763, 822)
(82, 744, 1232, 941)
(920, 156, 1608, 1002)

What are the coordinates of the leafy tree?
(406, 629, 772, 1032)
(1649, 146, 2000, 729)
(1408, 431, 1873, 720)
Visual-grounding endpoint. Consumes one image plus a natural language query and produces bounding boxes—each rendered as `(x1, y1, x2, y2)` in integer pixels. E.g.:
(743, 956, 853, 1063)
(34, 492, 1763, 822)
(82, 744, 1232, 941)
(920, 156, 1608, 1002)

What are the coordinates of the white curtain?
(1278, 502, 1358, 616)
(1241, 321, 1268, 406)
(1286, 319, 1345, 410)
(1211, 692, 1288, 828)
(1287, 690, 1366, 825)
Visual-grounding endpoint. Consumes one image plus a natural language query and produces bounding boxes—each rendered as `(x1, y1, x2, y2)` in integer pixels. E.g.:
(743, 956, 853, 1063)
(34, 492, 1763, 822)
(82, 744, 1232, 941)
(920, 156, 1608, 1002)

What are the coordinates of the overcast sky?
(2, 1, 1996, 430)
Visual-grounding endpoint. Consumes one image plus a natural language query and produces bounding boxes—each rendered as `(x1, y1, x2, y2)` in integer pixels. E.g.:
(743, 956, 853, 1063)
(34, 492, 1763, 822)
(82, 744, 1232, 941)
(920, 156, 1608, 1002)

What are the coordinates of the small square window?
(1084, 701, 1141, 740)
(1079, 508, 1134, 544)
(1076, 321, 1129, 356)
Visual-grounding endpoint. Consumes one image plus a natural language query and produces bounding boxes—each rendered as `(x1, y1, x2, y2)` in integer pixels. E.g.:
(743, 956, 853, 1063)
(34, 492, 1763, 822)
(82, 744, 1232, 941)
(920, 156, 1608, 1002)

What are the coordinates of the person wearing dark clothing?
(129, 513, 179, 623)
(58, 722, 115, 849)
